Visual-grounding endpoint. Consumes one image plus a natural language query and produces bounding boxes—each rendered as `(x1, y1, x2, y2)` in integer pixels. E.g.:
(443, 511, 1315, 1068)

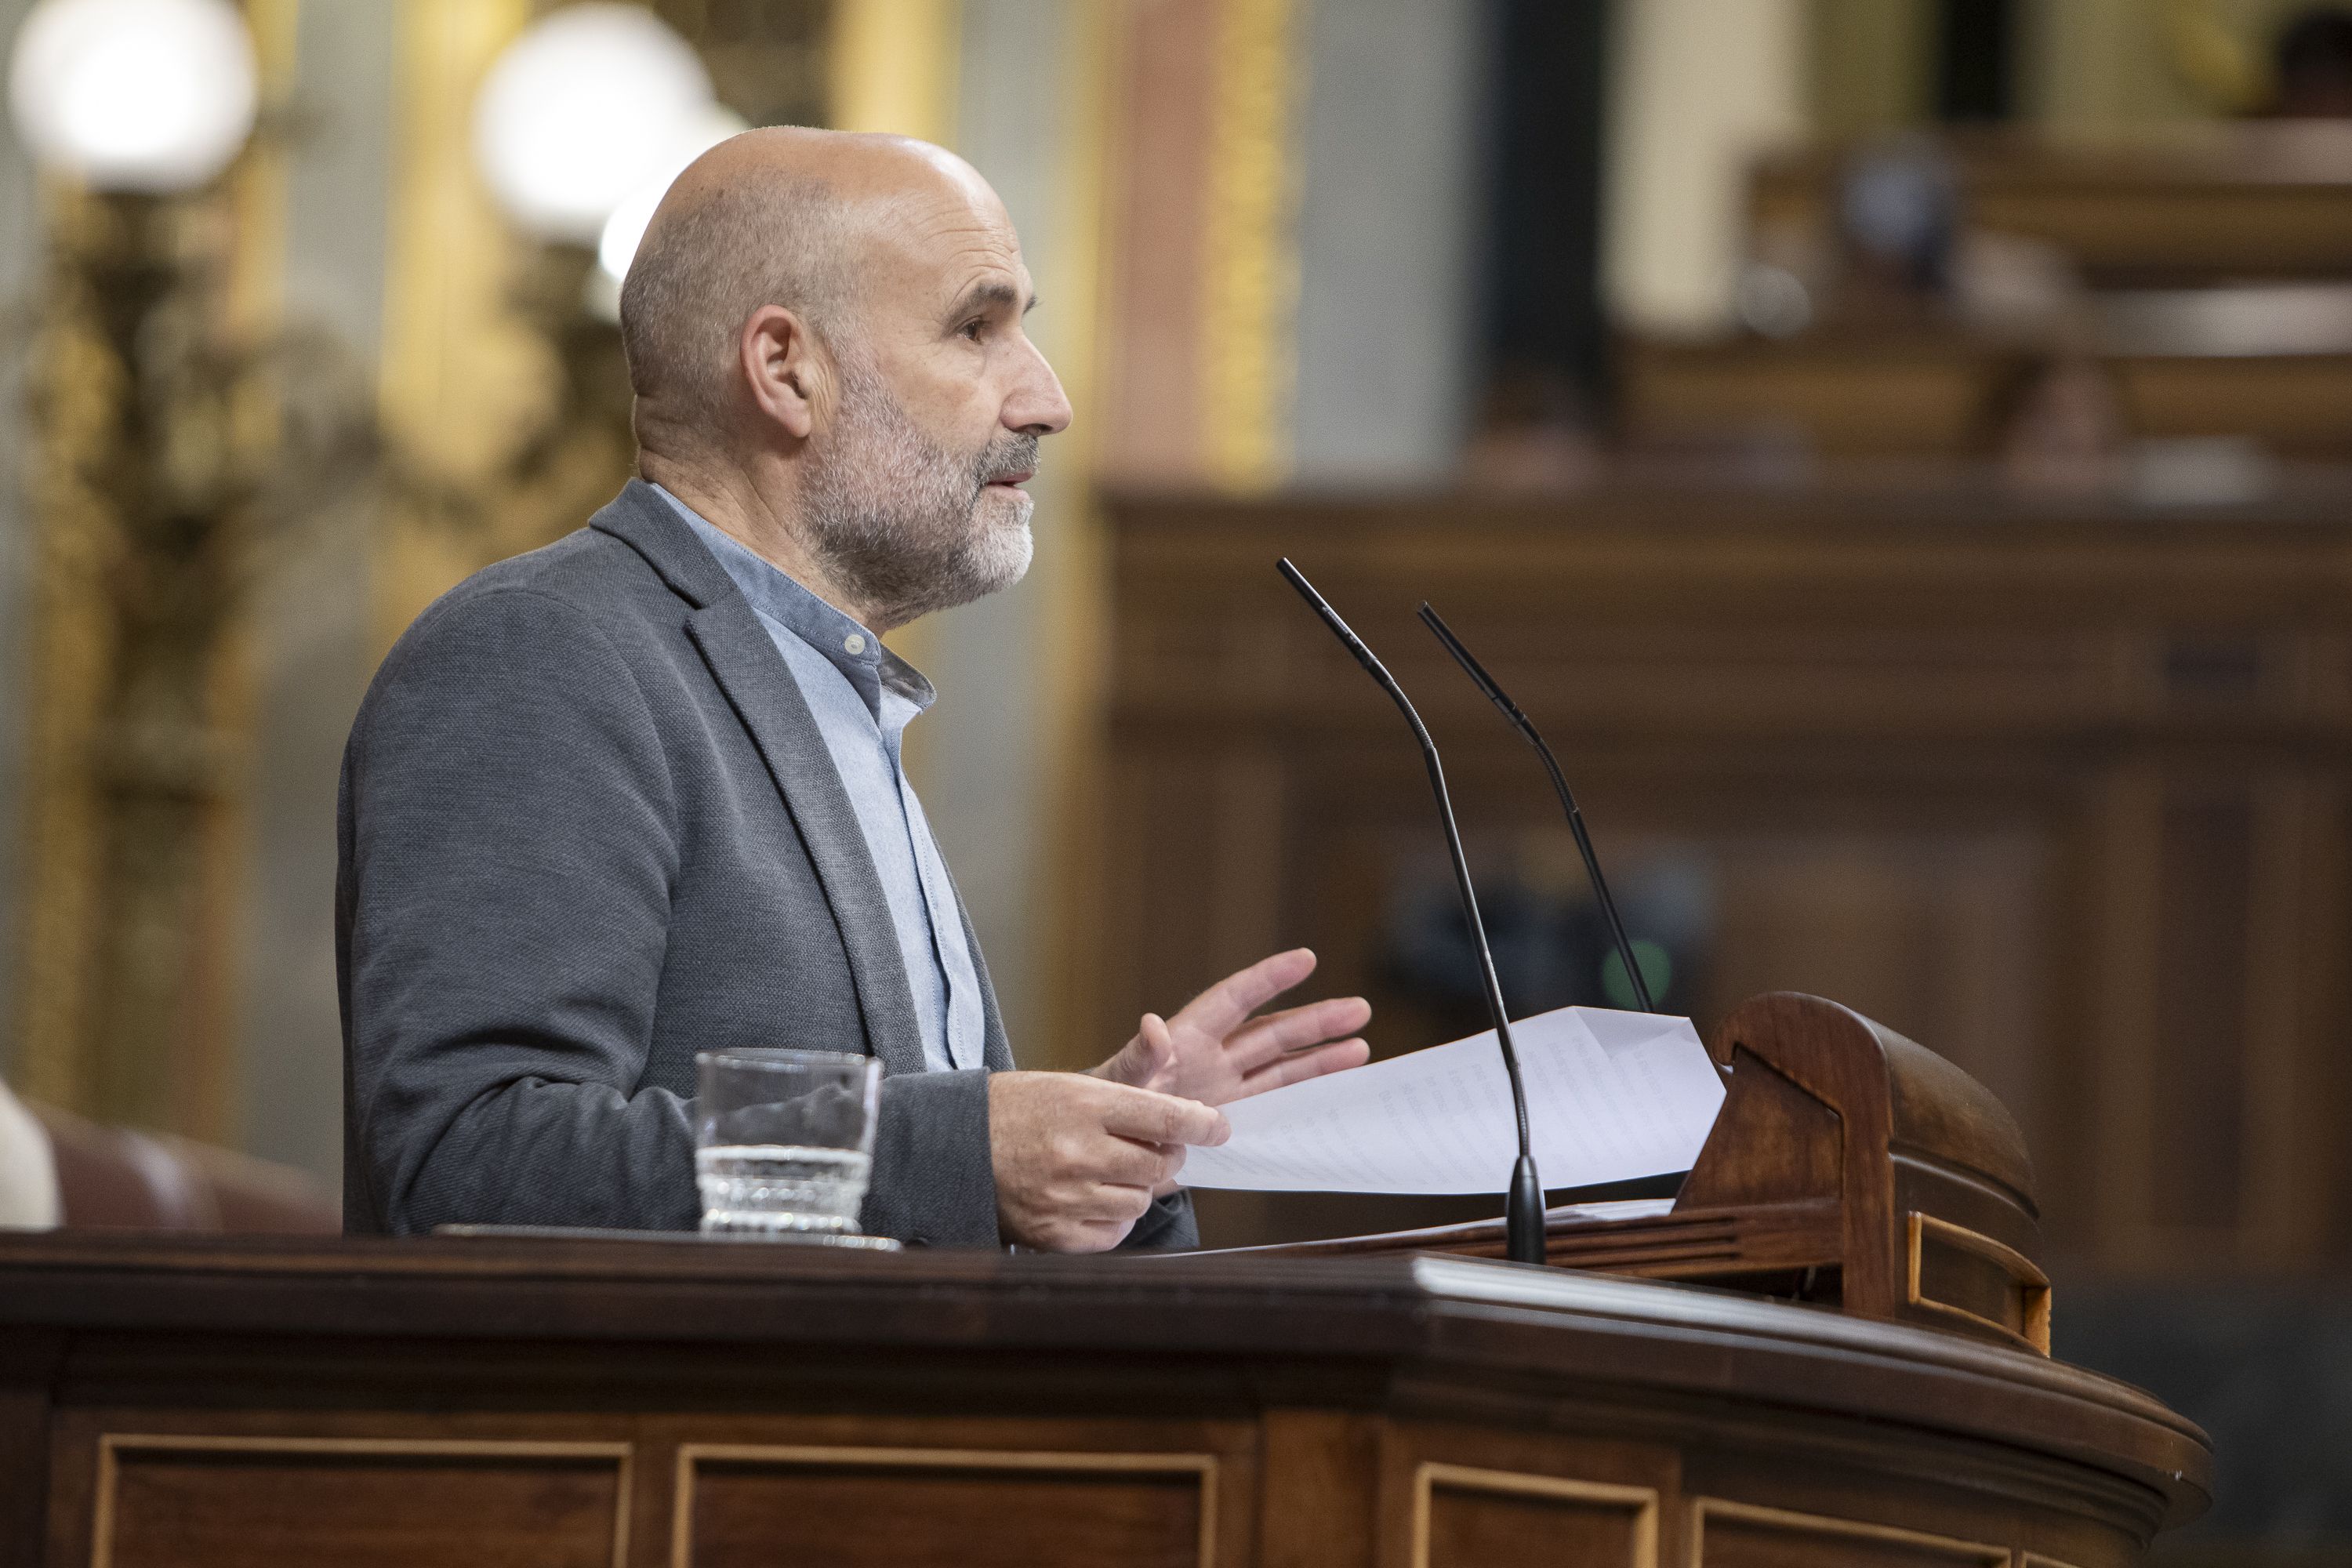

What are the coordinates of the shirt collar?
(657, 484, 935, 717)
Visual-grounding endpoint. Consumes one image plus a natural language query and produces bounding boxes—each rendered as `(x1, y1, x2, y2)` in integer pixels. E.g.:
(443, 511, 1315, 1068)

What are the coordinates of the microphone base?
(1504, 1154, 1548, 1267)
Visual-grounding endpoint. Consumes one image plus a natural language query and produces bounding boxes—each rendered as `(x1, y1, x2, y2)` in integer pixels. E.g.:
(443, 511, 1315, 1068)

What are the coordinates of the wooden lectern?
(1248, 993, 2053, 1356)
(0, 994, 2208, 1566)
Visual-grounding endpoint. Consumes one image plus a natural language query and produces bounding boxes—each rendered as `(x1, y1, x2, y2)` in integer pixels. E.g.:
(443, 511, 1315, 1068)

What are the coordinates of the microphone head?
(1277, 558, 1385, 680)
(1420, 602, 1530, 728)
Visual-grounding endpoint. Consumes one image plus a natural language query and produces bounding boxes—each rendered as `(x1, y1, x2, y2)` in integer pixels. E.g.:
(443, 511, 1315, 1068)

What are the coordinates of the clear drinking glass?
(694, 1048, 880, 1236)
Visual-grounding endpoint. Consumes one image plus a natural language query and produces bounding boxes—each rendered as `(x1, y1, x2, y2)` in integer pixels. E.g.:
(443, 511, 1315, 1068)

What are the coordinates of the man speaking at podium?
(337, 129, 1370, 1250)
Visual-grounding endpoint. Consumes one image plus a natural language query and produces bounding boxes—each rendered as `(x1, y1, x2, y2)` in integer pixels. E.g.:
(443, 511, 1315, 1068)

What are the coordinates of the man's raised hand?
(1093, 948, 1370, 1109)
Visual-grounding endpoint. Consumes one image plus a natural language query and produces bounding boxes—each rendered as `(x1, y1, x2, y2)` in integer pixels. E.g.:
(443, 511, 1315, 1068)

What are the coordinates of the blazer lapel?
(685, 596, 930, 1080)
(590, 482, 929, 1079)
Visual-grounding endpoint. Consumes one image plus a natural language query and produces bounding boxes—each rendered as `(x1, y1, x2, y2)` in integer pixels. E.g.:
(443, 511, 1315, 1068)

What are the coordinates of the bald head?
(618, 127, 984, 454)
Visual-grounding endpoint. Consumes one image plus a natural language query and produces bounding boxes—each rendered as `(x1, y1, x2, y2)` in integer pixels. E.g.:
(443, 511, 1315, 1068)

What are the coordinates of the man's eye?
(959, 318, 986, 341)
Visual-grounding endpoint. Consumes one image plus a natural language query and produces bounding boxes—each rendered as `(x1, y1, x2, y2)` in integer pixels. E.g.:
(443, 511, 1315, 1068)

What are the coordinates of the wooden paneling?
(0, 1232, 2215, 1566)
(2114, 357, 2352, 456)
(1750, 132, 2352, 286)
(1622, 339, 2016, 459)
(93, 1436, 629, 1568)
(1414, 1465, 1657, 1568)
(1256, 1412, 1377, 1568)
(673, 1445, 1213, 1568)
(1693, 1498, 2006, 1568)
(1097, 488, 2352, 1266)
(2151, 793, 2254, 1232)
(1626, 347, 2352, 462)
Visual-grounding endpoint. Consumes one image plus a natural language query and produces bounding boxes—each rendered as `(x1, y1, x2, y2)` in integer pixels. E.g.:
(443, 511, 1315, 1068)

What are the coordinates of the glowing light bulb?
(597, 104, 746, 288)
(474, 3, 717, 245)
(7, 0, 258, 192)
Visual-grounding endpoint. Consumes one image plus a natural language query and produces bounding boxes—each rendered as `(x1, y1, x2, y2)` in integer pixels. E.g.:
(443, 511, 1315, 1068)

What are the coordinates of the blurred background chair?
(0, 1069, 333, 1232)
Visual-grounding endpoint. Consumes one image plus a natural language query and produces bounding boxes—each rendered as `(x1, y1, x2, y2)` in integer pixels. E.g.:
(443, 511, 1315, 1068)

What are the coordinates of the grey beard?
(800, 351, 1038, 627)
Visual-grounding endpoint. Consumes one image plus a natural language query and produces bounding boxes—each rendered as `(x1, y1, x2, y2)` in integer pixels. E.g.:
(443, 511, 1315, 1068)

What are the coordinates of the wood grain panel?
(1693, 1498, 2005, 1568)
(1101, 488, 2352, 1270)
(93, 1436, 630, 1568)
(673, 1444, 1215, 1568)
(2151, 792, 2254, 1232)
(1415, 1465, 1657, 1568)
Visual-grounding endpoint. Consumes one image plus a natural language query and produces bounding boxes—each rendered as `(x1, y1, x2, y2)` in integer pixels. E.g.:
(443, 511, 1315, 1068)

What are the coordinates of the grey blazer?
(337, 479, 1195, 1248)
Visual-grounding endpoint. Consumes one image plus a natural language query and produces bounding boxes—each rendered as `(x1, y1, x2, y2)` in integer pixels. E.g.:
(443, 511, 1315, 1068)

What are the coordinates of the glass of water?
(694, 1048, 880, 1236)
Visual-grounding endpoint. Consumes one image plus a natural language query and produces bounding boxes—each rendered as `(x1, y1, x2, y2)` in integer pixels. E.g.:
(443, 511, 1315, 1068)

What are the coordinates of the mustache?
(975, 433, 1041, 489)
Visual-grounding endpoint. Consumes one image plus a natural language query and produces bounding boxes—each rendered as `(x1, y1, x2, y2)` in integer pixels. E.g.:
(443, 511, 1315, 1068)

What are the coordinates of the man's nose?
(1005, 340, 1074, 436)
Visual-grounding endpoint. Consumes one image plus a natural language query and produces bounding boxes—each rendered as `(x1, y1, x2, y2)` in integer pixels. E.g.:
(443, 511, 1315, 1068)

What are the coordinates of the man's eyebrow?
(948, 280, 1040, 319)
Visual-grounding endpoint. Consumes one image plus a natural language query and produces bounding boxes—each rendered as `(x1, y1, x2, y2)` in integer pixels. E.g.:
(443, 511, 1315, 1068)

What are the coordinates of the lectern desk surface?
(1, 1230, 2206, 1568)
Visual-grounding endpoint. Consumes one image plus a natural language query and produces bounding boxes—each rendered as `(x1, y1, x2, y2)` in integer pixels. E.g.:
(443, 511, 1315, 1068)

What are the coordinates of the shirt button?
(844, 633, 867, 655)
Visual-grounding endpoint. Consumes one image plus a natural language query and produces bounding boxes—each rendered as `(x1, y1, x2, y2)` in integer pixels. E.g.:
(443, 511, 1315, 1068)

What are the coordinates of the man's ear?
(739, 304, 822, 441)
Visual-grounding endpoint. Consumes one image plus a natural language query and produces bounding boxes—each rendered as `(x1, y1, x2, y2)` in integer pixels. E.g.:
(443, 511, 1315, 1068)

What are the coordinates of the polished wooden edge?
(668, 1443, 1219, 1568)
(1397, 1257, 2100, 1414)
(1412, 1463, 1659, 1568)
(0, 1231, 2201, 1439)
(90, 1434, 635, 1568)
(0, 1233, 2210, 1522)
(1906, 1212, 2054, 1357)
(1687, 1497, 2008, 1567)
(1102, 480, 2352, 536)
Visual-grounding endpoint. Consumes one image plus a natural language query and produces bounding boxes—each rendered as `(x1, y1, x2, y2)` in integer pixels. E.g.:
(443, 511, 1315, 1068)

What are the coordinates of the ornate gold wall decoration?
(372, 0, 539, 654)
(1196, 0, 1310, 493)
(827, 0, 959, 143)
(9, 0, 365, 1138)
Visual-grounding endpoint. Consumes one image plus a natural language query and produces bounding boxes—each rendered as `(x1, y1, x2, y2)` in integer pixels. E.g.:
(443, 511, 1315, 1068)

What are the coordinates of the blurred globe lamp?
(463, 4, 742, 546)
(8, 0, 256, 192)
(5, 0, 375, 1134)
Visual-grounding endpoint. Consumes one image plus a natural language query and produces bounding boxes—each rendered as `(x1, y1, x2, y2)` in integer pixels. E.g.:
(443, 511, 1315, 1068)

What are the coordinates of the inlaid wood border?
(1689, 1497, 2007, 1566)
(669, 1442, 1221, 1568)
(89, 1433, 634, 1568)
(1413, 1462, 1660, 1568)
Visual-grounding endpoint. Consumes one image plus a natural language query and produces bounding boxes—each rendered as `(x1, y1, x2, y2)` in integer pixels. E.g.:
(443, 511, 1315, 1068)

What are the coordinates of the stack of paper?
(1179, 1006, 1726, 1194)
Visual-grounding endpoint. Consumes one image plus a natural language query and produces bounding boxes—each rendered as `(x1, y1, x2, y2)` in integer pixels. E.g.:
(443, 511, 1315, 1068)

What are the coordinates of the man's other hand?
(1093, 948, 1371, 1109)
(989, 1072, 1231, 1252)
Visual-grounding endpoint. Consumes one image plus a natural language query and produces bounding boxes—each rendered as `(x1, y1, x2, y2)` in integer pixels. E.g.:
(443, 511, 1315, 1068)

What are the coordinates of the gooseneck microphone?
(1276, 559, 1547, 1267)
(1417, 603, 1657, 1014)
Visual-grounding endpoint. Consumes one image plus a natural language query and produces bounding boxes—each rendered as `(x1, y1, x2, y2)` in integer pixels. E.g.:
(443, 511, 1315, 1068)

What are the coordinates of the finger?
(1091, 1012, 1171, 1088)
(1082, 1181, 1157, 1223)
(1098, 1083, 1232, 1147)
(1168, 948, 1318, 1040)
(1076, 1134, 1180, 1189)
(1237, 1037, 1370, 1097)
(1134, 1013, 1177, 1092)
(1223, 996, 1373, 1075)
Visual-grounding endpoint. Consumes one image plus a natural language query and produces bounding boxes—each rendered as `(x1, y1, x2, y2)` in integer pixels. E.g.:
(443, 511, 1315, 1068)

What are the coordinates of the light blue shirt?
(660, 487, 986, 1073)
